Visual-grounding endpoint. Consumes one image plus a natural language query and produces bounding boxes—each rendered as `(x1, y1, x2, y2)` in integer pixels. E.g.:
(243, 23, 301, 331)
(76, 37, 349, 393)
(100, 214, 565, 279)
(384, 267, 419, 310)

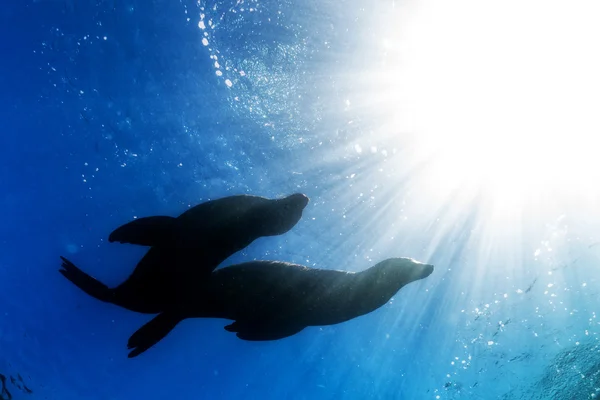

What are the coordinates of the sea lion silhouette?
(59, 193, 309, 314)
(126, 257, 434, 358)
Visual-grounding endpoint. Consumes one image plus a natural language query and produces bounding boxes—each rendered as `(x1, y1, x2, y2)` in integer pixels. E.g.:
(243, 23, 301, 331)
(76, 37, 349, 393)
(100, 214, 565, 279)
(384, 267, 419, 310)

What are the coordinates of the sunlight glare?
(371, 0, 600, 211)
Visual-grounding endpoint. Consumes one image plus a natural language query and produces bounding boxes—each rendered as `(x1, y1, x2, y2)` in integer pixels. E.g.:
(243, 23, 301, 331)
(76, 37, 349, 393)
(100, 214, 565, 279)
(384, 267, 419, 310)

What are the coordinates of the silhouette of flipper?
(59, 256, 113, 303)
(108, 216, 180, 246)
(127, 312, 183, 358)
(224, 320, 304, 341)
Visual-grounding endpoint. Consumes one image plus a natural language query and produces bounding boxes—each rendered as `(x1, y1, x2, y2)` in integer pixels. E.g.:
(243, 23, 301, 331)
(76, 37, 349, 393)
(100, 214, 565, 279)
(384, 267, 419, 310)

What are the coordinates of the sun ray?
(320, 0, 600, 234)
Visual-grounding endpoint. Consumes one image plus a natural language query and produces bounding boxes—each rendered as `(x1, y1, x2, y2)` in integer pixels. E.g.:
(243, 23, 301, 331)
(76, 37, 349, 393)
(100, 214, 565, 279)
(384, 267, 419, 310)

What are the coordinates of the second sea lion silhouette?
(126, 257, 434, 358)
(59, 193, 309, 314)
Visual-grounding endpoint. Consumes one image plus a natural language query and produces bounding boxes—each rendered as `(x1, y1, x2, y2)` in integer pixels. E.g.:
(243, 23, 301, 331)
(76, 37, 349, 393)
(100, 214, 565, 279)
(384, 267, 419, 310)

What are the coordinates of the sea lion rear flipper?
(109, 216, 179, 246)
(59, 256, 113, 303)
(224, 320, 304, 341)
(127, 312, 183, 358)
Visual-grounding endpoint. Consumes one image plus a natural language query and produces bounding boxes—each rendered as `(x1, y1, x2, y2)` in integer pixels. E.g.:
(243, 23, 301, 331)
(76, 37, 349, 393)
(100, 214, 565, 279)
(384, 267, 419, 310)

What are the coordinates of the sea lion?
(59, 193, 309, 314)
(126, 257, 434, 358)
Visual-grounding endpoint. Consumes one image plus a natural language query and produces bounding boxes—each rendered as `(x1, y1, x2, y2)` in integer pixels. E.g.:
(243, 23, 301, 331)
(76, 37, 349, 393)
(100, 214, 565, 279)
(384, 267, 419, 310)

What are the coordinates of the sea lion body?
(198, 262, 398, 326)
(127, 257, 434, 357)
(59, 193, 309, 314)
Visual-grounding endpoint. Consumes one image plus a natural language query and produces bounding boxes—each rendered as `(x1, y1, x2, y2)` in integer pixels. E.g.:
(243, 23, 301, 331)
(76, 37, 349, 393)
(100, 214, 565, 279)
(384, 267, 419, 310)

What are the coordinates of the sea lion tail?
(127, 312, 182, 358)
(59, 256, 113, 303)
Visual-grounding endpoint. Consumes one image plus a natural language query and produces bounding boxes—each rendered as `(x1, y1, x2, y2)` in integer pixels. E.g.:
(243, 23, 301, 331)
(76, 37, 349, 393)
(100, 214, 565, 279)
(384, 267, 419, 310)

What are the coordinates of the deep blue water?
(2, 1, 600, 399)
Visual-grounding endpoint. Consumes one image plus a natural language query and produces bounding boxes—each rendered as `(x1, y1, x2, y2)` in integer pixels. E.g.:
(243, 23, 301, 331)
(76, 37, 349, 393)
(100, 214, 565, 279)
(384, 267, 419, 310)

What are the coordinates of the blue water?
(2, 1, 600, 399)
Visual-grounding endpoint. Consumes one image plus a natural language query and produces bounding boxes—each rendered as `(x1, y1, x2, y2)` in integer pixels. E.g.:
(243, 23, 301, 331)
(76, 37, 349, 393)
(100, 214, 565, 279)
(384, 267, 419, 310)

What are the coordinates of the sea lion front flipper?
(109, 216, 179, 246)
(224, 320, 305, 341)
(127, 311, 183, 358)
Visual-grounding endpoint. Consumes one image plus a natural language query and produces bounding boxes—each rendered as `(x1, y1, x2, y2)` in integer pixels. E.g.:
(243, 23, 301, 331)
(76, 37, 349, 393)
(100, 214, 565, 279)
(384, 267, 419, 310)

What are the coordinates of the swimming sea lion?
(59, 193, 309, 314)
(126, 257, 434, 358)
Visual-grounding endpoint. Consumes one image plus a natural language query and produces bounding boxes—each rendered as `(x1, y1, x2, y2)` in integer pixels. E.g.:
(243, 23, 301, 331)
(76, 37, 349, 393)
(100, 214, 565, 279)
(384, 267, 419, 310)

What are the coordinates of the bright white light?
(369, 0, 600, 211)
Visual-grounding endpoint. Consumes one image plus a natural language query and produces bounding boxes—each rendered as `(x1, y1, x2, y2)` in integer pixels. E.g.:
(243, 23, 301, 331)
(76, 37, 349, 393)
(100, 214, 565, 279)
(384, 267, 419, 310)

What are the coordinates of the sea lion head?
(258, 193, 309, 235)
(352, 257, 434, 315)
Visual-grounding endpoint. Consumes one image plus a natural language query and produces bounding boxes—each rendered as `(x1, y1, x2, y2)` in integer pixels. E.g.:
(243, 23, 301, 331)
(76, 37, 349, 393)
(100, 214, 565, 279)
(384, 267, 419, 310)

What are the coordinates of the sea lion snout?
(289, 193, 309, 208)
(262, 193, 309, 235)
(386, 258, 434, 282)
(422, 263, 434, 278)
